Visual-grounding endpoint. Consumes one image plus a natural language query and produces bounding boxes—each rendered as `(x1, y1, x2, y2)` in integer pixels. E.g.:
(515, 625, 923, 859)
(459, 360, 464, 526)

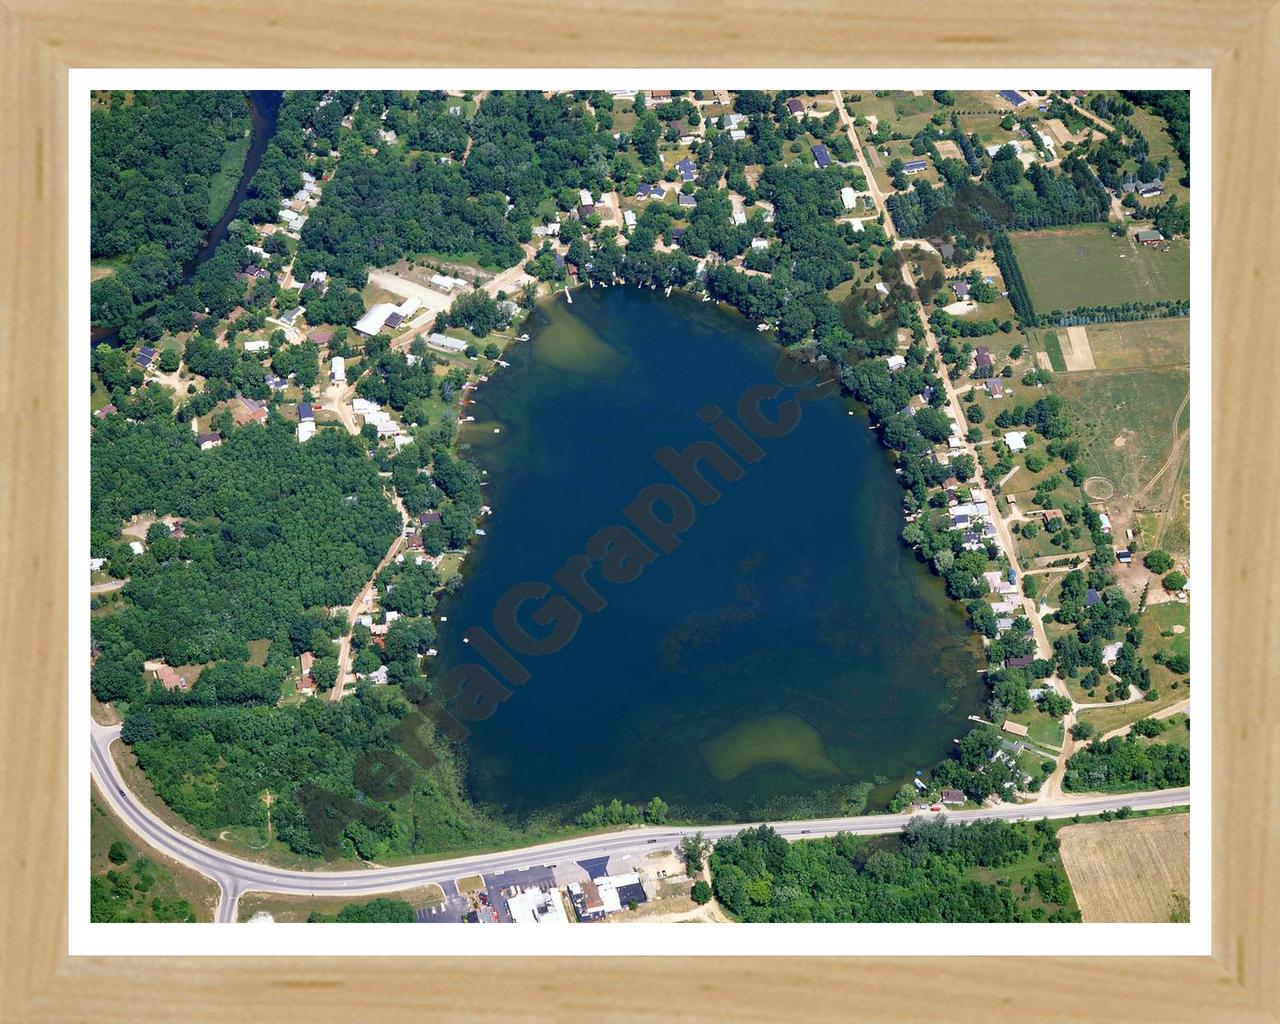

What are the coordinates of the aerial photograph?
(87, 86, 1193, 928)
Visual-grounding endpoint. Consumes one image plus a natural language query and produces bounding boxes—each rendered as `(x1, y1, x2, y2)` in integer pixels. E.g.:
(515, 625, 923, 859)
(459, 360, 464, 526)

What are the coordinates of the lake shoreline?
(430, 285, 983, 825)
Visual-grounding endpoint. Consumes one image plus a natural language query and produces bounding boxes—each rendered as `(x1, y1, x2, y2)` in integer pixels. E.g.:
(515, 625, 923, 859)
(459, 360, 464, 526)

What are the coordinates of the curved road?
(90, 721, 1189, 924)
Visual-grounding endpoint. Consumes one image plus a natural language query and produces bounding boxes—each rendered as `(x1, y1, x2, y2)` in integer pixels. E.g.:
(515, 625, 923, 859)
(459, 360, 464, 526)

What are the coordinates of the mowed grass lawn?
(1032, 319, 1189, 371)
(1010, 223, 1190, 311)
(1051, 366, 1189, 499)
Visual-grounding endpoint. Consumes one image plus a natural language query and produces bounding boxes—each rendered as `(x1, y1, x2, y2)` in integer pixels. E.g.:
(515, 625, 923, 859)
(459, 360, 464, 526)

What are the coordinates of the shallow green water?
(434, 286, 982, 822)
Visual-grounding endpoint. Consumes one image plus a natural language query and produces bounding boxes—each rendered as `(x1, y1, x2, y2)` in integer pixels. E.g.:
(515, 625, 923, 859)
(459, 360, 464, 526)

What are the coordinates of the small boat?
(474, 528, 487, 536)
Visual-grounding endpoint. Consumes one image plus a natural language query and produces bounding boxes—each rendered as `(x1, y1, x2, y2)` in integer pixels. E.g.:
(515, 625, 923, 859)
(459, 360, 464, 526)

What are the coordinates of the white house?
(623, 210, 636, 229)
(885, 354, 906, 372)
(427, 333, 467, 355)
(296, 419, 316, 443)
(354, 303, 397, 336)
(429, 273, 465, 293)
(352, 397, 380, 416)
(578, 188, 594, 207)
(1004, 431, 1028, 452)
(129, 541, 144, 556)
(331, 356, 346, 383)
(243, 339, 269, 353)
(841, 186, 858, 210)
(90, 557, 106, 572)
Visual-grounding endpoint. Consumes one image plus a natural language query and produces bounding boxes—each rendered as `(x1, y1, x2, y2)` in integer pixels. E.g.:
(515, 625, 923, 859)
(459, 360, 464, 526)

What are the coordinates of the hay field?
(1009, 223, 1190, 311)
(1059, 814, 1190, 922)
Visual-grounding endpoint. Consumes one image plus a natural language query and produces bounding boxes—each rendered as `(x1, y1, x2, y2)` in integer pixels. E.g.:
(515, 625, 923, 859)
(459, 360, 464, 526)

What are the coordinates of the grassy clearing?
(435, 550, 466, 580)
(1066, 319, 1189, 370)
(246, 638, 271, 667)
(1160, 456, 1191, 555)
(91, 789, 220, 922)
(110, 741, 333, 870)
(91, 373, 113, 411)
(1005, 709, 1064, 751)
(1125, 106, 1190, 207)
(207, 132, 251, 221)
(91, 255, 127, 282)
(1137, 714, 1190, 751)
(1058, 813, 1189, 921)
(361, 282, 404, 310)
(91, 694, 122, 726)
(1050, 366, 1189, 502)
(964, 822, 1080, 920)
(1142, 600, 1191, 690)
(1013, 519, 1094, 564)
(1009, 223, 1190, 310)
(1078, 683, 1189, 737)
(237, 885, 444, 922)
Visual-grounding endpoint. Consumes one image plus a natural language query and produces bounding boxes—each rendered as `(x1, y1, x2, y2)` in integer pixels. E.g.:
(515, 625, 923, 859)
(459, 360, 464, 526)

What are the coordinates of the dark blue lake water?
(435, 286, 981, 822)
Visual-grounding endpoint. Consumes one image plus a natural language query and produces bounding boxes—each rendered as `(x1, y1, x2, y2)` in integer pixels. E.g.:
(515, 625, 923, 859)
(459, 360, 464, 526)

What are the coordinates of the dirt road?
(481, 244, 538, 300)
(1099, 698, 1190, 742)
(330, 490, 410, 701)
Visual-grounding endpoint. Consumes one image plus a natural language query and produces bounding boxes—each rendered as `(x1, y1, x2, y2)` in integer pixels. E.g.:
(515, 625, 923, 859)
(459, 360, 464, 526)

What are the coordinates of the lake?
(437, 286, 982, 823)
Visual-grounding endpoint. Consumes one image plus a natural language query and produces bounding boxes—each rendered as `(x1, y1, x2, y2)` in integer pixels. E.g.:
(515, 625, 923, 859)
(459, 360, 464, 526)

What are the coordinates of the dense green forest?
(886, 151, 1109, 239)
(88, 369, 537, 859)
(1063, 736, 1190, 793)
(295, 90, 620, 308)
(90, 91, 334, 342)
(90, 419, 400, 666)
(710, 818, 1078, 922)
(90, 91, 250, 330)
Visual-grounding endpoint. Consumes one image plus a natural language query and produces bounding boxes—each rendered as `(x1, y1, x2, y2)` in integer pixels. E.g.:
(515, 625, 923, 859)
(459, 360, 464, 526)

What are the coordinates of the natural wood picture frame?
(1, 3, 1275, 1020)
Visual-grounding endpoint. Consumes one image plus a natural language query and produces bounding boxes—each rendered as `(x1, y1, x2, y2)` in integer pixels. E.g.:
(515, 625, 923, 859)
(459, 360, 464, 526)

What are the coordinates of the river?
(90, 90, 282, 346)
(433, 286, 984, 823)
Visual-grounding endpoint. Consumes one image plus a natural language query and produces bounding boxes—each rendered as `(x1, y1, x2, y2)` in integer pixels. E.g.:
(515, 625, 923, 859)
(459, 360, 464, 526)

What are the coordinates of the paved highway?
(90, 721, 1190, 923)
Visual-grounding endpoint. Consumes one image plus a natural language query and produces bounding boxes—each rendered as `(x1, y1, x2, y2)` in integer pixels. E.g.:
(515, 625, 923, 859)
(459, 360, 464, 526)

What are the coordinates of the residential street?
(835, 90, 1094, 803)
